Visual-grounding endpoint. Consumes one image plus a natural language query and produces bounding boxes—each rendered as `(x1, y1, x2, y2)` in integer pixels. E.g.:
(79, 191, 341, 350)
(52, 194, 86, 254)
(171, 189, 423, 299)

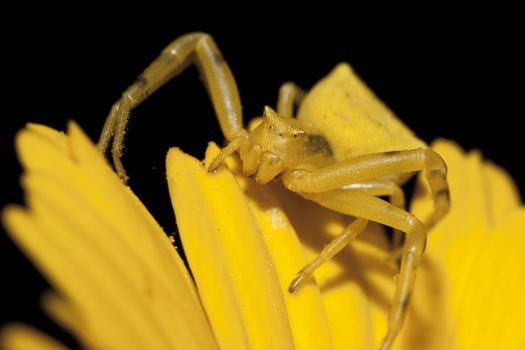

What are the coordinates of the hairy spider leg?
(282, 148, 450, 350)
(98, 32, 244, 182)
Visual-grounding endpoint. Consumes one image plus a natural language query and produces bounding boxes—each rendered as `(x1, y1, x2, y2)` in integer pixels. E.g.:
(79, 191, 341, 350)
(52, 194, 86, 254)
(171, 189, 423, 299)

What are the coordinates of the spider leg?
(276, 82, 305, 117)
(282, 148, 450, 231)
(287, 181, 406, 295)
(288, 217, 368, 293)
(299, 190, 427, 350)
(283, 149, 450, 350)
(98, 32, 244, 182)
(344, 181, 405, 208)
(288, 181, 405, 288)
(343, 181, 406, 252)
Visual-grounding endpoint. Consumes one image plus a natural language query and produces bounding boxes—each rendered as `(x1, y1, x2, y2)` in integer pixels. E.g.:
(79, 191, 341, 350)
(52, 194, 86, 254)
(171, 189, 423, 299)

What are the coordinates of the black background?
(1, 3, 522, 346)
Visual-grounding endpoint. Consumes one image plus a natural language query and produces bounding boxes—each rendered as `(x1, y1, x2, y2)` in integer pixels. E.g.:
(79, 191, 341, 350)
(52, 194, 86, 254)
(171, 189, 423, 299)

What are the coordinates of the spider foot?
(208, 130, 248, 173)
(288, 268, 310, 293)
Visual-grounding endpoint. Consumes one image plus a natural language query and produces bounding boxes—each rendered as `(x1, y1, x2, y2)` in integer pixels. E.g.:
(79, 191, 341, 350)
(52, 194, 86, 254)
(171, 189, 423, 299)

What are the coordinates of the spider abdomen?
(297, 63, 426, 161)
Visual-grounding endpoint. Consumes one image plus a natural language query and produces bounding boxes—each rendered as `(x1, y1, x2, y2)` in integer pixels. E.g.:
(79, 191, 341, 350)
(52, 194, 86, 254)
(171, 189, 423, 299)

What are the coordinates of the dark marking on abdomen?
(306, 134, 333, 156)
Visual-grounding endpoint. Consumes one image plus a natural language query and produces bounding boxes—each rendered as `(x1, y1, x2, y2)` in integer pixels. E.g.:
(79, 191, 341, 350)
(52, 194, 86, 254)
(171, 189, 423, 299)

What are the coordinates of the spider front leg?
(288, 217, 368, 292)
(300, 189, 427, 350)
(283, 148, 449, 229)
(288, 180, 404, 292)
(283, 148, 450, 350)
(345, 180, 406, 252)
(98, 32, 244, 182)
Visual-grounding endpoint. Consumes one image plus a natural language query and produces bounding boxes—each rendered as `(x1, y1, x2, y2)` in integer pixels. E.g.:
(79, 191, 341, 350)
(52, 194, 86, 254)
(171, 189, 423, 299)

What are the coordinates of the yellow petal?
(0, 324, 69, 350)
(483, 161, 522, 226)
(40, 292, 91, 347)
(216, 145, 334, 350)
(166, 145, 294, 349)
(455, 209, 525, 350)
(2, 123, 217, 349)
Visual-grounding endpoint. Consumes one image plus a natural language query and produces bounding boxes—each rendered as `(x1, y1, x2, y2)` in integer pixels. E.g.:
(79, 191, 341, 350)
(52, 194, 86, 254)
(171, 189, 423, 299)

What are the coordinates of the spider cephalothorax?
(225, 106, 334, 184)
(98, 32, 450, 350)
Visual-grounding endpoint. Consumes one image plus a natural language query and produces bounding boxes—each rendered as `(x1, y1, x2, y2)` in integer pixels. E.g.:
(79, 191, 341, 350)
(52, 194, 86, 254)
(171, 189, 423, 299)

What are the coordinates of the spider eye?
(269, 125, 273, 130)
(278, 132, 283, 137)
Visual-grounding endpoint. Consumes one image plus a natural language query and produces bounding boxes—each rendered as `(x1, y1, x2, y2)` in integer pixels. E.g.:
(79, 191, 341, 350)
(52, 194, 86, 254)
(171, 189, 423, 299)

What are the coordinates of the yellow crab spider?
(98, 32, 450, 350)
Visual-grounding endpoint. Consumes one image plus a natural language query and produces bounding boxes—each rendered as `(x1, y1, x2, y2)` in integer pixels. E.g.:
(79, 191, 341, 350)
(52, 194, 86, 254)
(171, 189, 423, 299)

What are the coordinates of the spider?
(98, 32, 450, 350)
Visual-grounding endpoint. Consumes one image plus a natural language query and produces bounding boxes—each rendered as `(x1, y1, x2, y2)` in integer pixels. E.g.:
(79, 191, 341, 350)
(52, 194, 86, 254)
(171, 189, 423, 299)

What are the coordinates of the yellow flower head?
(3, 121, 524, 350)
(2, 67, 524, 349)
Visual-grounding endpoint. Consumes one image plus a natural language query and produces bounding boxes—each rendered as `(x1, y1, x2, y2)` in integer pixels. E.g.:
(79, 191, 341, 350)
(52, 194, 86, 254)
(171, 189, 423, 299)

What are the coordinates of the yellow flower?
(1, 66, 524, 350)
(2, 120, 524, 350)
